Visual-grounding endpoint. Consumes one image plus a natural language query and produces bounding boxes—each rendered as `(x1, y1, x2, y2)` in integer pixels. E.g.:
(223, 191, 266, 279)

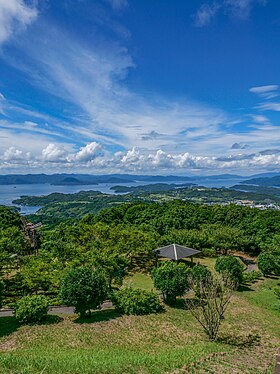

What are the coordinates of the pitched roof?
(154, 244, 201, 260)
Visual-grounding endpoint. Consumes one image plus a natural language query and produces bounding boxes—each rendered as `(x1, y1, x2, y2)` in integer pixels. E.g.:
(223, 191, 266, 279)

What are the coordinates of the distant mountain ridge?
(0, 172, 279, 186)
(243, 174, 280, 187)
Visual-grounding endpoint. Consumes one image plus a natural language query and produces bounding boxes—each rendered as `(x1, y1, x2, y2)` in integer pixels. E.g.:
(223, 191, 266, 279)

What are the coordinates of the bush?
(242, 270, 262, 284)
(59, 266, 108, 318)
(190, 265, 212, 295)
(113, 287, 163, 315)
(215, 256, 243, 286)
(257, 252, 280, 276)
(201, 248, 216, 257)
(15, 295, 49, 324)
(151, 262, 190, 305)
(191, 265, 212, 283)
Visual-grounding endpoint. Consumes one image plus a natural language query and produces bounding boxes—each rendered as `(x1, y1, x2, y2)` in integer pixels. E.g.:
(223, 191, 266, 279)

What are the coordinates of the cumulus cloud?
(41, 143, 68, 162)
(0, 0, 37, 44)
(2, 143, 280, 172)
(3, 146, 31, 163)
(74, 142, 102, 162)
(194, 0, 267, 27)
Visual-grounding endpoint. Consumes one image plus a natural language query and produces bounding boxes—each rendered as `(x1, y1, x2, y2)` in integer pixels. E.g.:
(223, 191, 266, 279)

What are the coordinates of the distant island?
(110, 182, 195, 193)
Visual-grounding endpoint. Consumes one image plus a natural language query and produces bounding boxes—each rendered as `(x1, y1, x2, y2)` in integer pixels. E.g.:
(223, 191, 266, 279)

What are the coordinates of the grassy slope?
(0, 276, 279, 373)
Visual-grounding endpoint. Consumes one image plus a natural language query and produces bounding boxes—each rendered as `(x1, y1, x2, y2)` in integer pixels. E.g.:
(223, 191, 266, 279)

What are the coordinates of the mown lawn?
(123, 273, 154, 291)
(0, 275, 279, 373)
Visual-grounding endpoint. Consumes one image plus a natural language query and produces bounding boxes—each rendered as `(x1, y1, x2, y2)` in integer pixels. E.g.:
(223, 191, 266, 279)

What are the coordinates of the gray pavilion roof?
(154, 244, 201, 260)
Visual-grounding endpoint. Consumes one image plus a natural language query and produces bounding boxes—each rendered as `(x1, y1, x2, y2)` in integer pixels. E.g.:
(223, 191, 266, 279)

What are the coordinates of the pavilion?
(154, 243, 201, 262)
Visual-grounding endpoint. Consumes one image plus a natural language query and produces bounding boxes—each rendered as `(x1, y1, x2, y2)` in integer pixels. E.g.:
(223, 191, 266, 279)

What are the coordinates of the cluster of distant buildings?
(210, 200, 280, 210)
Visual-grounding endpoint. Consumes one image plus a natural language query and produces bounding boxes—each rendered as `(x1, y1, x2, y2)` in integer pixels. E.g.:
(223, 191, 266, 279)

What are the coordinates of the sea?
(0, 177, 243, 215)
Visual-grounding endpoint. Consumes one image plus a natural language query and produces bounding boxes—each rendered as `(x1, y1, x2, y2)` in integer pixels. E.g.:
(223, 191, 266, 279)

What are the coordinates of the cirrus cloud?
(0, 0, 37, 44)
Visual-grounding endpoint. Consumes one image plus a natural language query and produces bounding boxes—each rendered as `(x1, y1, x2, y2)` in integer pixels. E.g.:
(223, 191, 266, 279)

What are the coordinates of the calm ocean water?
(0, 178, 241, 215)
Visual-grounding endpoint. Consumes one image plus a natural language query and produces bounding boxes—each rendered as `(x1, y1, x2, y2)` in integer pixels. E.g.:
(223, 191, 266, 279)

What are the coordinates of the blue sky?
(0, 0, 280, 174)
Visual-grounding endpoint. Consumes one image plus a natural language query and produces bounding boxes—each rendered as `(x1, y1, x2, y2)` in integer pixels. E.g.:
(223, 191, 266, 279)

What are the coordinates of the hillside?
(243, 175, 280, 187)
(11, 185, 280, 226)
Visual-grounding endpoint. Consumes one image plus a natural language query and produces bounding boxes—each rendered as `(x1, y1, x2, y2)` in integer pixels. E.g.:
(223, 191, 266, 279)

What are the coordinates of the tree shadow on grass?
(75, 308, 122, 324)
(0, 317, 19, 338)
(237, 284, 254, 292)
(264, 275, 279, 280)
(217, 333, 261, 348)
(38, 315, 64, 325)
(168, 298, 189, 310)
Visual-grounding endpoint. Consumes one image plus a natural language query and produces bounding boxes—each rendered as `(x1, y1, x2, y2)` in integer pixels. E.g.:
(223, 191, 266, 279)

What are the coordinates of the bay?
(0, 177, 242, 215)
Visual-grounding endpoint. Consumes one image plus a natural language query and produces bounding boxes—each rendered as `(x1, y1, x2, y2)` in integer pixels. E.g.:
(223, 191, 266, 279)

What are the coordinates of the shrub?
(257, 252, 280, 276)
(113, 287, 163, 315)
(191, 265, 212, 283)
(151, 262, 190, 305)
(59, 266, 108, 318)
(15, 295, 49, 324)
(215, 256, 243, 286)
(190, 265, 212, 296)
(201, 248, 216, 257)
(242, 270, 262, 284)
(188, 275, 235, 340)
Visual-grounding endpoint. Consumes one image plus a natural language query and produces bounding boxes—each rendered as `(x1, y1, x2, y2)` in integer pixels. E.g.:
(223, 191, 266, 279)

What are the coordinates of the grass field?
(0, 272, 279, 373)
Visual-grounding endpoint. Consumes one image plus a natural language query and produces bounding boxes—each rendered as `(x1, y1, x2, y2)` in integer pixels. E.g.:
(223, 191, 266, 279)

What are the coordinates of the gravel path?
(0, 301, 113, 318)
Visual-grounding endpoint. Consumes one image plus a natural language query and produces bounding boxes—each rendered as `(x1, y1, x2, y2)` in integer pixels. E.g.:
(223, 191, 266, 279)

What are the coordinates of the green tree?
(60, 267, 108, 318)
(215, 256, 243, 286)
(151, 262, 190, 305)
(257, 252, 280, 276)
(21, 251, 63, 294)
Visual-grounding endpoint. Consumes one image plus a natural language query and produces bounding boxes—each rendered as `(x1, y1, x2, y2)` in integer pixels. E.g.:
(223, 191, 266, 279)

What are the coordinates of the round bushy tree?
(113, 287, 163, 315)
(215, 256, 243, 286)
(191, 265, 212, 283)
(257, 252, 280, 276)
(15, 295, 49, 324)
(151, 262, 190, 305)
(60, 267, 108, 318)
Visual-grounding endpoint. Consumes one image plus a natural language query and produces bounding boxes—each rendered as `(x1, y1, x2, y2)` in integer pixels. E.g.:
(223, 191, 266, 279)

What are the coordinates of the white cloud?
(257, 102, 280, 112)
(194, 2, 220, 27)
(251, 114, 269, 123)
(250, 85, 279, 99)
(41, 143, 68, 162)
(0, 92, 5, 114)
(2, 143, 280, 173)
(3, 146, 31, 162)
(74, 142, 102, 162)
(0, 0, 37, 44)
(194, 0, 267, 27)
